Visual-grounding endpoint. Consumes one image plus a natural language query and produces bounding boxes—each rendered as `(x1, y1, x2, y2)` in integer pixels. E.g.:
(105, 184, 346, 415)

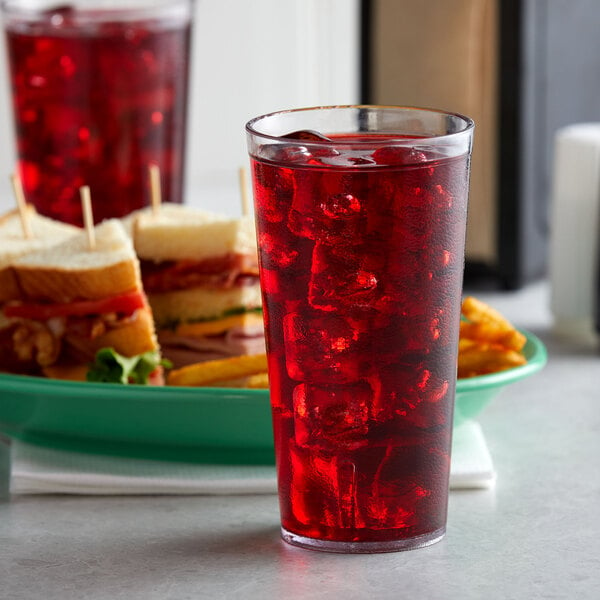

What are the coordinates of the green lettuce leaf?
(86, 348, 171, 385)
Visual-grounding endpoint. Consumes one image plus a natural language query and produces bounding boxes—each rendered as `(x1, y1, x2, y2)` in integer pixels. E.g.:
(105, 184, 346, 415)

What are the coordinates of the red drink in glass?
(247, 106, 473, 553)
(2, 1, 193, 225)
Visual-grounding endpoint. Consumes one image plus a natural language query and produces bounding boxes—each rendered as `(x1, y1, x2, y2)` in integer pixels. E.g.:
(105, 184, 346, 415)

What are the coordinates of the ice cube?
(287, 441, 368, 529)
(381, 363, 453, 430)
(317, 152, 376, 167)
(429, 183, 454, 210)
(320, 193, 362, 219)
(372, 146, 430, 166)
(288, 187, 366, 243)
(309, 244, 379, 311)
(399, 306, 448, 354)
(258, 142, 312, 165)
(252, 161, 294, 223)
(283, 311, 361, 384)
(258, 232, 299, 269)
(293, 381, 373, 449)
(364, 442, 450, 529)
(308, 241, 397, 316)
(283, 129, 333, 142)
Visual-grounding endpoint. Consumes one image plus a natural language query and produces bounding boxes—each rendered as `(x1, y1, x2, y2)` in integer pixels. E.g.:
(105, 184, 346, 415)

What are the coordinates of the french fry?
(245, 372, 269, 389)
(207, 372, 270, 389)
(461, 296, 515, 331)
(458, 296, 528, 378)
(459, 320, 526, 352)
(167, 353, 268, 387)
(457, 345, 527, 379)
(458, 337, 479, 353)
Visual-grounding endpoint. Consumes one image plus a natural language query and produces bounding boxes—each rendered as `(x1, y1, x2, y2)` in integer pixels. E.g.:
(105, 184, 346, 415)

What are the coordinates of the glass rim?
(245, 104, 475, 146)
(0, 0, 194, 15)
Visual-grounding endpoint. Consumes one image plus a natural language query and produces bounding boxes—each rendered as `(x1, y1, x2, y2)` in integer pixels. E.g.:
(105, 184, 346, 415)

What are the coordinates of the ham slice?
(158, 323, 266, 369)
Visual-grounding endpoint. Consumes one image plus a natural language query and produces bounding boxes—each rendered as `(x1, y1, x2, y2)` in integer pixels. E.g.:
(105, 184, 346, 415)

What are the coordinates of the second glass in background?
(1, 0, 194, 225)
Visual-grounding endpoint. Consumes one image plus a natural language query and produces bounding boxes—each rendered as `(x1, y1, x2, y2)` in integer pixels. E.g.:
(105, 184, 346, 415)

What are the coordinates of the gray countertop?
(1, 281, 599, 600)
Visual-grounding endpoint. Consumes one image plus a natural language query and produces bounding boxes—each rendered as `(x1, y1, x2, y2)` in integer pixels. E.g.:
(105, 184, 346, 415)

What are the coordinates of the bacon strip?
(141, 254, 259, 293)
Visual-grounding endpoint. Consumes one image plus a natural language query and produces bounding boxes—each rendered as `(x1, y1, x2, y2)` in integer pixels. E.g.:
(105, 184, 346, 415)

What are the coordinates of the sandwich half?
(0, 206, 78, 372)
(129, 204, 265, 368)
(0, 205, 79, 304)
(3, 219, 161, 379)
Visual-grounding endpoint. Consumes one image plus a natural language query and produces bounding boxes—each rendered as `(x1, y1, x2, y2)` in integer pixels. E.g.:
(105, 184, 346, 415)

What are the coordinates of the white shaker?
(549, 123, 600, 343)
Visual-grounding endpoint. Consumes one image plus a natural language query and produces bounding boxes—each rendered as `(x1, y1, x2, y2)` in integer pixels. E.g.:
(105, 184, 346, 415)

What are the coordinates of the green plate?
(0, 331, 546, 464)
(453, 330, 547, 426)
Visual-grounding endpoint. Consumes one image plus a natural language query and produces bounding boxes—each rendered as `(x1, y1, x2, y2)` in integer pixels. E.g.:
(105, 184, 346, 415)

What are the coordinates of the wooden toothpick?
(238, 166, 250, 217)
(79, 185, 96, 250)
(148, 163, 162, 216)
(10, 172, 33, 239)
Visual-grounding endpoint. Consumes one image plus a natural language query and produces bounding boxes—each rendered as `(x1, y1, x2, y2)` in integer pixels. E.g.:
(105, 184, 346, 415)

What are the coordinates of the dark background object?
(361, 0, 600, 289)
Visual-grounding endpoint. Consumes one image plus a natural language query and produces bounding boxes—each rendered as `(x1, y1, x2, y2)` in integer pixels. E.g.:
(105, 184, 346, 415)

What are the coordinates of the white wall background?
(0, 0, 360, 216)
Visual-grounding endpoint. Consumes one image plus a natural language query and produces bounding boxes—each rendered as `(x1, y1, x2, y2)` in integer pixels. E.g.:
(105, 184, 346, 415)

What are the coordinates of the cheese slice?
(174, 311, 263, 338)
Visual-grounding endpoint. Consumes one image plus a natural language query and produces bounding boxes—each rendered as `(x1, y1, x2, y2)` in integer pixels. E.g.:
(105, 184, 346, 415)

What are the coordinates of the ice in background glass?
(1, 0, 193, 225)
(246, 106, 474, 553)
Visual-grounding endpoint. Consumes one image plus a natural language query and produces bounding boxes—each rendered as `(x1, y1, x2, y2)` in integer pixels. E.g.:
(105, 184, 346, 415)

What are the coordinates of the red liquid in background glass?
(251, 135, 469, 544)
(5, 5, 191, 225)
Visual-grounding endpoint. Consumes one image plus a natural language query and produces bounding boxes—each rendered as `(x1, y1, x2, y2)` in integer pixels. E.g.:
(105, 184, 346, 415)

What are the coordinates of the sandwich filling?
(140, 253, 260, 293)
(127, 206, 265, 369)
(2, 290, 149, 371)
(139, 250, 265, 369)
(157, 310, 265, 367)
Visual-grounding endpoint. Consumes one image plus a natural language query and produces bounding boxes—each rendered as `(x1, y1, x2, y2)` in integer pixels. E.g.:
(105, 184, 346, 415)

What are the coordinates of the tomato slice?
(3, 290, 146, 320)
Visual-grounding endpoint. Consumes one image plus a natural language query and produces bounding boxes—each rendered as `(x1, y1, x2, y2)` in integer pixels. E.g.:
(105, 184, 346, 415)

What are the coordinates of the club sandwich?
(2, 218, 161, 380)
(0, 206, 78, 372)
(127, 204, 265, 368)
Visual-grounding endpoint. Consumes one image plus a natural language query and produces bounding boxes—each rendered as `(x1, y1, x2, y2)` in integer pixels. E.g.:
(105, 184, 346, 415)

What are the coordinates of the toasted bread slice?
(149, 285, 262, 327)
(130, 204, 258, 261)
(0, 268, 20, 306)
(13, 219, 143, 303)
(0, 206, 78, 302)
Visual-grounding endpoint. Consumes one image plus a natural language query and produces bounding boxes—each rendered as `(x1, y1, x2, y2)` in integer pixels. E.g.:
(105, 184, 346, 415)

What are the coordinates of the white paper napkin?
(9, 420, 495, 495)
(450, 420, 497, 489)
